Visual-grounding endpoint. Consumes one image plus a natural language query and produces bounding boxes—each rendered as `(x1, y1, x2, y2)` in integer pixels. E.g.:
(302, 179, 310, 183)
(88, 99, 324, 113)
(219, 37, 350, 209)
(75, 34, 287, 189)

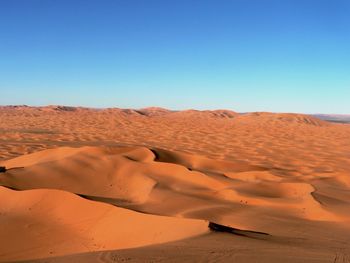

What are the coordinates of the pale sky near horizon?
(0, 0, 349, 114)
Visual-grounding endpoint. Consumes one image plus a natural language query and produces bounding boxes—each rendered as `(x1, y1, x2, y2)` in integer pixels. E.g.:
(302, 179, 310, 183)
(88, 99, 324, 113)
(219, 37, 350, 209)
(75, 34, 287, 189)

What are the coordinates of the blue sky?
(0, 0, 349, 113)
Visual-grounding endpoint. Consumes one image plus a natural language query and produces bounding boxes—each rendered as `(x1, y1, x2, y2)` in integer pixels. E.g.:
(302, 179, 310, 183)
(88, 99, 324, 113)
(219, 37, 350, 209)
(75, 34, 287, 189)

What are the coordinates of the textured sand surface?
(0, 106, 350, 262)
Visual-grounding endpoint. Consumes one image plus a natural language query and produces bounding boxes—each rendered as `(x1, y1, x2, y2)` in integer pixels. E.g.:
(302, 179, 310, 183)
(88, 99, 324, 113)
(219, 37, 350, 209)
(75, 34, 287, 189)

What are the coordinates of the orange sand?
(0, 106, 350, 262)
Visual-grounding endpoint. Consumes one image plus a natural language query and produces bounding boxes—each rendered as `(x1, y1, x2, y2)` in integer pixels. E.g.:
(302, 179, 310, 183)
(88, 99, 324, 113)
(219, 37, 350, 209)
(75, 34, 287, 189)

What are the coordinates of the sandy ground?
(0, 105, 350, 262)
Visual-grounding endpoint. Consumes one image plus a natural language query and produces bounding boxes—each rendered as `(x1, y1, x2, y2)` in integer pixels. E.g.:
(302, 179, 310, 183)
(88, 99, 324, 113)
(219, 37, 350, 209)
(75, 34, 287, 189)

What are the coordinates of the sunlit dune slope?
(0, 186, 208, 262)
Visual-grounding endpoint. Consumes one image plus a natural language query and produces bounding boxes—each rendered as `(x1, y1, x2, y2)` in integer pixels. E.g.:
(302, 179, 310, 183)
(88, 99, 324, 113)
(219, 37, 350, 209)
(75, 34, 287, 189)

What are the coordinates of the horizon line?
(1, 104, 349, 116)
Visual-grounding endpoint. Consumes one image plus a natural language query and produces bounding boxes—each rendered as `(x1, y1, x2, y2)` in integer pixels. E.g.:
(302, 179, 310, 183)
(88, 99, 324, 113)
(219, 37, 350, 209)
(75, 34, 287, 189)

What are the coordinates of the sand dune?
(0, 106, 350, 262)
(1, 146, 346, 225)
(0, 186, 208, 262)
(237, 112, 330, 126)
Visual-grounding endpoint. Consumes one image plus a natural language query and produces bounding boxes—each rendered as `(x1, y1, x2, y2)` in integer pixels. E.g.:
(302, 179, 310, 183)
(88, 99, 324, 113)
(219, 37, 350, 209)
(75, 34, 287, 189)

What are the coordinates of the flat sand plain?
(1, 106, 350, 262)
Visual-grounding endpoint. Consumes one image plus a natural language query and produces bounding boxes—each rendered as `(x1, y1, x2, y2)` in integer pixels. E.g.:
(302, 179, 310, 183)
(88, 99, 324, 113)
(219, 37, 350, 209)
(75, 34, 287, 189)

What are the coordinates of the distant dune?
(237, 112, 331, 126)
(0, 106, 350, 262)
(313, 114, 350, 123)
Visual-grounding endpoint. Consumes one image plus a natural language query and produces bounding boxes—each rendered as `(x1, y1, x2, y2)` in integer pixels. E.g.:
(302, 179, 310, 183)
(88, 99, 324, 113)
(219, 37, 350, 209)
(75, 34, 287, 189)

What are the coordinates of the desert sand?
(0, 105, 350, 262)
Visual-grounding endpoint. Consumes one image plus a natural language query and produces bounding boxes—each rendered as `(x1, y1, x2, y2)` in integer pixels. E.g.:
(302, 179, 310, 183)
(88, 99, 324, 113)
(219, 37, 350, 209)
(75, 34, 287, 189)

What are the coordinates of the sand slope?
(0, 186, 208, 262)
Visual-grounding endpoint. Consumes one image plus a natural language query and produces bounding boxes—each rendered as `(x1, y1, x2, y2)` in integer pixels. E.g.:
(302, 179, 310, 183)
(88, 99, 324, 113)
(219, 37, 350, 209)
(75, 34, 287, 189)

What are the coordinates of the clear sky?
(0, 0, 349, 113)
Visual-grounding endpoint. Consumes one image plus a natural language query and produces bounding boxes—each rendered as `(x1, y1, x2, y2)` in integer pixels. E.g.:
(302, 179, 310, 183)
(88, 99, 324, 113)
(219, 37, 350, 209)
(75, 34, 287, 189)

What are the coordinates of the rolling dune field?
(1, 106, 350, 262)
